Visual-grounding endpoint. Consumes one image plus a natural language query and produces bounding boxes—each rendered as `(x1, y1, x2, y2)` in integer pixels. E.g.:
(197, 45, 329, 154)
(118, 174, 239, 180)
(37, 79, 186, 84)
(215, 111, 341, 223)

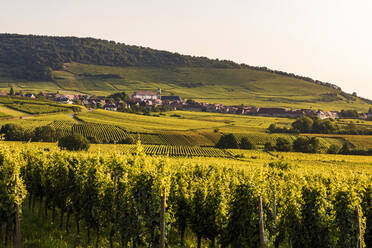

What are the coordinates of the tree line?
(269, 116, 372, 135)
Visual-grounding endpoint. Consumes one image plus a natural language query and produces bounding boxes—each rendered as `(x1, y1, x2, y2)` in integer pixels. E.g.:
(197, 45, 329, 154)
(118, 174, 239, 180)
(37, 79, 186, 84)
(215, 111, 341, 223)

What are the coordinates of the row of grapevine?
(0, 144, 370, 247)
(47, 121, 220, 146)
(116, 145, 229, 157)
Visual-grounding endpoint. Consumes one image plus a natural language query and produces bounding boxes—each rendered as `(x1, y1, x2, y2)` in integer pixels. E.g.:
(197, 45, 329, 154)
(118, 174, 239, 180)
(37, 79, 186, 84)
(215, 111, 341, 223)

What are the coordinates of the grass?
(0, 111, 11, 119)
(1, 63, 371, 111)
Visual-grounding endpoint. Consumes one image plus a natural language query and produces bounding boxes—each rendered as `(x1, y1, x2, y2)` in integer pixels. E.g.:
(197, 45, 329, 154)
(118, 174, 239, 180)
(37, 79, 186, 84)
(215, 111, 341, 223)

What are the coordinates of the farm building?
(161, 95, 183, 103)
(131, 89, 160, 101)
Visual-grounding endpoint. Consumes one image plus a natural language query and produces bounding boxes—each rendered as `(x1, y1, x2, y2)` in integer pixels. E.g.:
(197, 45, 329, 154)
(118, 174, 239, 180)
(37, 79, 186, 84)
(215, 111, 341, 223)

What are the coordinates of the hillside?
(0, 33, 371, 111)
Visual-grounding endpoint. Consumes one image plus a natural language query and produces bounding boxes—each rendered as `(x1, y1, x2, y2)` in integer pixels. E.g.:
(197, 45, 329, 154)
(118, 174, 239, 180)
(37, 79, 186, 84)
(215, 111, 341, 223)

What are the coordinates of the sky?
(1, 0, 371, 99)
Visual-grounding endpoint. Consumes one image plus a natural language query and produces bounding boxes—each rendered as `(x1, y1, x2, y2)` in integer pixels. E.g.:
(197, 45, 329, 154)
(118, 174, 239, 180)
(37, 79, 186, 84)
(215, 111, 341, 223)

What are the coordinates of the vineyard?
(111, 144, 230, 157)
(0, 143, 370, 248)
(5, 102, 72, 114)
(47, 121, 220, 146)
(0, 111, 10, 119)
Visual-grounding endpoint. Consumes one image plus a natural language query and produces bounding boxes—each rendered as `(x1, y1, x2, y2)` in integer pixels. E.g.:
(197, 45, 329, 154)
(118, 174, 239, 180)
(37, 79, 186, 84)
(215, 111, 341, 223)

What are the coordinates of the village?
(1, 88, 372, 120)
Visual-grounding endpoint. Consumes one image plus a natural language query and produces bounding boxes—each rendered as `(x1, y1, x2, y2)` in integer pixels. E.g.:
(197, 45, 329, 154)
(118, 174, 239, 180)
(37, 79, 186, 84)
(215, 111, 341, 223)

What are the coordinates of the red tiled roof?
(133, 91, 157, 96)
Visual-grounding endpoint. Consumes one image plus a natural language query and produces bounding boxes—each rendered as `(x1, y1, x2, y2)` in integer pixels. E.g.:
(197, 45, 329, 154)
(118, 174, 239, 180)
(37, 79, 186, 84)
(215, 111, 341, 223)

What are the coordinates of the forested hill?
(0, 33, 339, 90)
(0, 33, 239, 80)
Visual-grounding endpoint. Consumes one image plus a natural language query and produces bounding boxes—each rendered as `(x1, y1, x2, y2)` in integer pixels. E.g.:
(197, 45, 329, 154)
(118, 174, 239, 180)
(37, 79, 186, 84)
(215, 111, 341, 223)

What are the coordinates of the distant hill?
(0, 33, 371, 111)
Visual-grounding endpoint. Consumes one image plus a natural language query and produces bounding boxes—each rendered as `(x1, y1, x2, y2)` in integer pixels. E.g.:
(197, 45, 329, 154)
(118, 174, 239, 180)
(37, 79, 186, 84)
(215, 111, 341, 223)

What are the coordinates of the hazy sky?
(1, 0, 371, 99)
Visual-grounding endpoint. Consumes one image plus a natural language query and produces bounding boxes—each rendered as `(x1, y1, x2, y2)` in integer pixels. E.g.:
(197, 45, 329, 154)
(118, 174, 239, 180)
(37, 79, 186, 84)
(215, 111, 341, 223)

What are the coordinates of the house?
(257, 108, 300, 118)
(0, 91, 8, 96)
(161, 96, 183, 104)
(316, 110, 339, 120)
(57, 96, 73, 104)
(104, 104, 117, 111)
(24, 93, 35, 98)
(131, 89, 161, 101)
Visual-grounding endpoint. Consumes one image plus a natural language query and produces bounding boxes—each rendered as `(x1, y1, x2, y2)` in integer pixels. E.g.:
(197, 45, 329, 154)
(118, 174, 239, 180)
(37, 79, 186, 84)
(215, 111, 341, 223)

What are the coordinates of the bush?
(328, 144, 341, 154)
(118, 136, 135, 144)
(240, 137, 255, 150)
(215, 134, 239, 149)
(33, 125, 57, 142)
(58, 134, 90, 151)
(275, 137, 292, 152)
(0, 123, 25, 141)
(86, 136, 101, 144)
(293, 137, 320, 153)
(264, 142, 275, 152)
(291, 117, 314, 133)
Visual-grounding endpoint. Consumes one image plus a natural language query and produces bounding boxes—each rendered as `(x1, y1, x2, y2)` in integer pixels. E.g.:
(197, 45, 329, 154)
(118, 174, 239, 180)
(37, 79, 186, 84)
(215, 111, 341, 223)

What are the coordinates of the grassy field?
(0, 63, 371, 111)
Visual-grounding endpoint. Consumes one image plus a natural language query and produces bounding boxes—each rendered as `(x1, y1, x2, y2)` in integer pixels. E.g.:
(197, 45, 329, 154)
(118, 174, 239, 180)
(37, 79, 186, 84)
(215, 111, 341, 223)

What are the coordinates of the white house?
(131, 89, 161, 101)
(104, 104, 117, 111)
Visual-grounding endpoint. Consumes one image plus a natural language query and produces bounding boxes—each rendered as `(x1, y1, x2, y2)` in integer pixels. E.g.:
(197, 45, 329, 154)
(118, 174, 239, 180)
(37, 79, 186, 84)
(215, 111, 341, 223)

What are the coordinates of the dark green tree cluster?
(293, 137, 321, 153)
(58, 134, 90, 151)
(0, 34, 239, 81)
(1, 124, 60, 142)
(269, 116, 372, 135)
(215, 134, 255, 149)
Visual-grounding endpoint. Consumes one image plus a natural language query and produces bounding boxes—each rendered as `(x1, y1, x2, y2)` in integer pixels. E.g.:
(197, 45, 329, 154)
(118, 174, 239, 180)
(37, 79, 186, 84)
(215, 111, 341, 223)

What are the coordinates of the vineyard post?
(259, 196, 266, 248)
(273, 188, 277, 226)
(355, 206, 362, 248)
(14, 175, 22, 248)
(159, 186, 166, 248)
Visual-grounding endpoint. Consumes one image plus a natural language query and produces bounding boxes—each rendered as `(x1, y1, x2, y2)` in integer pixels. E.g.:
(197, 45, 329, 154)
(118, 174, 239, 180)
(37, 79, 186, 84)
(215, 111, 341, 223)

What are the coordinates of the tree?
(264, 142, 275, 152)
(240, 137, 255, 150)
(33, 125, 58, 142)
(215, 134, 239, 149)
(293, 137, 320, 153)
(10, 87, 14, 96)
(339, 142, 353, 155)
(275, 137, 292, 152)
(291, 117, 314, 133)
(328, 144, 340, 154)
(0, 123, 25, 141)
(117, 136, 135, 144)
(58, 134, 90, 151)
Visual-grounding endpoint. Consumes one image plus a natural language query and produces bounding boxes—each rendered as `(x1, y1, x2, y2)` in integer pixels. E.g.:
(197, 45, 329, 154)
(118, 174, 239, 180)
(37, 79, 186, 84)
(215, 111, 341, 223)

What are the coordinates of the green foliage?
(293, 137, 321, 153)
(117, 136, 135, 144)
(224, 184, 259, 247)
(0, 123, 25, 141)
(58, 134, 90, 151)
(264, 142, 275, 152)
(268, 161, 292, 170)
(275, 137, 292, 152)
(239, 137, 256, 150)
(292, 116, 314, 133)
(0, 144, 370, 247)
(215, 134, 239, 149)
(273, 116, 372, 135)
(328, 144, 341, 154)
(340, 109, 359, 118)
(33, 125, 58, 142)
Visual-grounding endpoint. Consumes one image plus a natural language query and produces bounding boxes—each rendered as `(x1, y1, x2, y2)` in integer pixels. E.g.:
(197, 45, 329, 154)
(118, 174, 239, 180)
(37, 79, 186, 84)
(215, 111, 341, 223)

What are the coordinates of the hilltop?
(0, 33, 371, 111)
